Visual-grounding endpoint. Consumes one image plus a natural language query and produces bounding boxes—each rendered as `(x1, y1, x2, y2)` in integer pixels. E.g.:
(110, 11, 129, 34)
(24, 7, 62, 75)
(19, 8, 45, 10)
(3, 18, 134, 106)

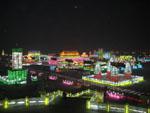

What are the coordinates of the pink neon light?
(48, 60, 58, 65)
(106, 91, 124, 100)
(126, 96, 145, 104)
(106, 91, 145, 103)
(49, 76, 57, 80)
(63, 80, 74, 85)
(72, 57, 89, 62)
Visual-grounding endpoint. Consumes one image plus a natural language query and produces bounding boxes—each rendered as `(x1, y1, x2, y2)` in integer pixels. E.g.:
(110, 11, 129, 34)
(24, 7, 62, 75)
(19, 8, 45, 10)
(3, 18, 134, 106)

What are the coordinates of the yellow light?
(3, 99, 9, 109)
(125, 104, 129, 113)
(148, 108, 150, 113)
(44, 97, 49, 106)
(25, 97, 29, 107)
(81, 52, 88, 57)
(60, 51, 80, 57)
(106, 102, 110, 112)
(86, 100, 90, 109)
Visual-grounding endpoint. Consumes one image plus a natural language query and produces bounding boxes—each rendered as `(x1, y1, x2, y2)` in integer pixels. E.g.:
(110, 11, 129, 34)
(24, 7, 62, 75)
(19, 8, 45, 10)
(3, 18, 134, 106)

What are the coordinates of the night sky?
(0, 0, 150, 53)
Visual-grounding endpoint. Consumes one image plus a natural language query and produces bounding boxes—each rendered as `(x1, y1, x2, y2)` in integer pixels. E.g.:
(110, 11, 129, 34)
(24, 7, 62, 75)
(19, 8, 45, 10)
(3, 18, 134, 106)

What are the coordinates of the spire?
(124, 62, 132, 74)
(94, 62, 101, 74)
(2, 49, 5, 56)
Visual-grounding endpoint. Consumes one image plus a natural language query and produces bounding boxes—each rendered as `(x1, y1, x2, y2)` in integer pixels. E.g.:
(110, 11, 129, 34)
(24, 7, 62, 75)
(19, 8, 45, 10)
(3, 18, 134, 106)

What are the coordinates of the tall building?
(12, 48, 23, 69)
(7, 48, 27, 84)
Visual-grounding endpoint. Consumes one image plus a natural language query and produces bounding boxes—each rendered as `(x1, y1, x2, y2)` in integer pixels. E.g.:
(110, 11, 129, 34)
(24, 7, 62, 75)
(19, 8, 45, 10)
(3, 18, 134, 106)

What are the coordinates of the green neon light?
(0, 69, 29, 85)
(12, 48, 23, 52)
(106, 102, 110, 112)
(82, 76, 144, 87)
(7, 69, 27, 84)
(8, 69, 27, 81)
(66, 89, 93, 98)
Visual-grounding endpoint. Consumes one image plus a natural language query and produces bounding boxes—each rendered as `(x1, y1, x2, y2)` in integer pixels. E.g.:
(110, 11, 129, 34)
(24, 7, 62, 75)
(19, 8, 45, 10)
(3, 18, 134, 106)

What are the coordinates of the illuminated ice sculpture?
(12, 48, 23, 69)
(94, 62, 102, 74)
(107, 61, 112, 72)
(7, 48, 27, 84)
(124, 62, 132, 74)
(111, 67, 119, 76)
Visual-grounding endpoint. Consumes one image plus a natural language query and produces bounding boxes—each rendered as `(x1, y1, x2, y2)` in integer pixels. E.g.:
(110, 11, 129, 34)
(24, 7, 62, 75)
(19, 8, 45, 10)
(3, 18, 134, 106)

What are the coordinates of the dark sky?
(0, 0, 150, 53)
